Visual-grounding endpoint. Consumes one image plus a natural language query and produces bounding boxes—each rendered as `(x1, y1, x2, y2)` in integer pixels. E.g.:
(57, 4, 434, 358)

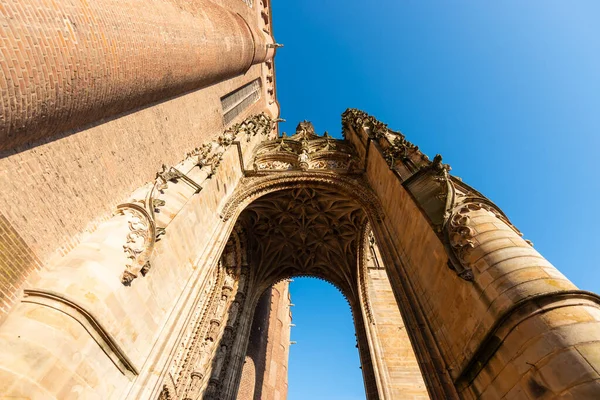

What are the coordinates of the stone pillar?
(342, 108, 600, 399)
(447, 201, 600, 398)
(0, 0, 275, 149)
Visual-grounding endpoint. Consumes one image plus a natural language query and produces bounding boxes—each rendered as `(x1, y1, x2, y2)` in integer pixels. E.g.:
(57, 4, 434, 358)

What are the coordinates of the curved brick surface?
(0, 0, 270, 149)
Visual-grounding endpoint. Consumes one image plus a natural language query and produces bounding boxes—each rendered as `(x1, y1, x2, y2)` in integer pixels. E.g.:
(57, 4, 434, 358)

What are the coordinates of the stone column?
(0, 0, 275, 149)
(342, 108, 600, 399)
(447, 200, 600, 399)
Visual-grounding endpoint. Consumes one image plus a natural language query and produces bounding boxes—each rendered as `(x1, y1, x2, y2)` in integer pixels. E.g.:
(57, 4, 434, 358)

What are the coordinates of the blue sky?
(272, 2, 600, 398)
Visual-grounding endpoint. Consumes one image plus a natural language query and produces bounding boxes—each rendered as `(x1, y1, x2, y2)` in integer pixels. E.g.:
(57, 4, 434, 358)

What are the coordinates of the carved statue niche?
(206, 320, 221, 342)
(210, 345, 228, 380)
(237, 272, 248, 293)
(223, 245, 236, 268)
(298, 149, 310, 171)
(223, 272, 235, 291)
(226, 301, 240, 328)
(196, 341, 211, 372)
(215, 294, 228, 318)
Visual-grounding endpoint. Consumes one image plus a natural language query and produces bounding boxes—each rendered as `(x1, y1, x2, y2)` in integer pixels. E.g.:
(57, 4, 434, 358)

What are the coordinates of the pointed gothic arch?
(1, 112, 599, 400)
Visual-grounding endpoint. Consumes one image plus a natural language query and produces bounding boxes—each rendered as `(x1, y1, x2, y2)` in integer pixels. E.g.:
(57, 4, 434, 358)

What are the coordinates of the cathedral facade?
(1, 1, 600, 399)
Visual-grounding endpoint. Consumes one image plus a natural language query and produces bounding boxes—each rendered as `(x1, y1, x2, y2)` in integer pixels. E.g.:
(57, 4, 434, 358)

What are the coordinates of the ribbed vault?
(238, 187, 368, 297)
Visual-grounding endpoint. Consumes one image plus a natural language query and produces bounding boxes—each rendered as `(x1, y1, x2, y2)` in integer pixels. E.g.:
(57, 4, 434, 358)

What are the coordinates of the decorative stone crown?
(252, 120, 360, 173)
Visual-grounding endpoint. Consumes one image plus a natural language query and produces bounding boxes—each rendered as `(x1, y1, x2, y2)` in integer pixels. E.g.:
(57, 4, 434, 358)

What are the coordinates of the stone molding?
(455, 289, 600, 387)
(357, 223, 375, 325)
(161, 227, 251, 400)
(250, 120, 360, 173)
(22, 289, 138, 378)
(220, 172, 385, 223)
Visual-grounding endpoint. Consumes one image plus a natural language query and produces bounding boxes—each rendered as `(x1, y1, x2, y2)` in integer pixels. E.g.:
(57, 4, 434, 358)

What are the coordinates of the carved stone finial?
(121, 270, 137, 286)
(431, 154, 451, 175)
(295, 120, 315, 138)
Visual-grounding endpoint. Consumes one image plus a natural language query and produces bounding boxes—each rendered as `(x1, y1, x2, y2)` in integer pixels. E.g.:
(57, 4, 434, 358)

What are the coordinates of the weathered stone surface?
(0, 3, 599, 400)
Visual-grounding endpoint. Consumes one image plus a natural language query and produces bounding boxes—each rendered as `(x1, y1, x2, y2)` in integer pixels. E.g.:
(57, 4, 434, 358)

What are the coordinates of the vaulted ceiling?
(239, 187, 368, 297)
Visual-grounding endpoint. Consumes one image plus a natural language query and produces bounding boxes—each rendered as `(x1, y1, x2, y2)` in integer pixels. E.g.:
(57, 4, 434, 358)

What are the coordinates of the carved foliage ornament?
(115, 203, 156, 285)
(116, 113, 273, 286)
(342, 109, 525, 283)
(252, 120, 360, 173)
(342, 108, 430, 171)
(443, 190, 521, 282)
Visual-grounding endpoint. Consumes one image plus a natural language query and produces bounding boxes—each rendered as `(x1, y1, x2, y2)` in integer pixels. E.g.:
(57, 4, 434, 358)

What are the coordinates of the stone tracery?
(252, 120, 360, 173)
(240, 186, 368, 295)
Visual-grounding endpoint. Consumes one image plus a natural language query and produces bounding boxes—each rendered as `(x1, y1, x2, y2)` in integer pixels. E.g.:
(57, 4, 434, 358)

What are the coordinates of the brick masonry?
(238, 281, 291, 400)
(0, 211, 41, 319)
(0, 67, 270, 320)
(0, 0, 271, 149)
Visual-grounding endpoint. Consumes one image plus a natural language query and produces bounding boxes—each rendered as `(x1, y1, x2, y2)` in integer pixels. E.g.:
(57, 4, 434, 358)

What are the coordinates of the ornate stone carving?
(444, 204, 477, 281)
(342, 108, 431, 172)
(298, 149, 310, 170)
(251, 120, 360, 173)
(113, 114, 273, 286)
(161, 226, 252, 400)
(186, 143, 212, 166)
(157, 164, 184, 183)
(220, 172, 386, 223)
(210, 345, 228, 380)
(442, 178, 521, 281)
(226, 301, 240, 328)
(342, 109, 525, 283)
(309, 159, 350, 170)
(257, 160, 293, 170)
(115, 203, 156, 286)
(239, 186, 368, 295)
(168, 264, 224, 394)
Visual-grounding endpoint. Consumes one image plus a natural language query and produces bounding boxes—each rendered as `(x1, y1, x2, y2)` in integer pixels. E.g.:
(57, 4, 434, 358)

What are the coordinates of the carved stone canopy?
(252, 120, 360, 173)
(239, 187, 367, 296)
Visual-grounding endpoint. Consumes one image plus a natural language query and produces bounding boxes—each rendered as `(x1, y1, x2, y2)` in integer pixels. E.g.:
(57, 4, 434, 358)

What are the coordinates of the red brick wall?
(238, 281, 291, 400)
(0, 70, 269, 319)
(0, 211, 42, 320)
(238, 287, 272, 400)
(0, 0, 269, 149)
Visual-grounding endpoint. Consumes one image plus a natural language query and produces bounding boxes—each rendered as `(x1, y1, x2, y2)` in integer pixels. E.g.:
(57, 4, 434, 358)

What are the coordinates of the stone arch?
(238, 273, 378, 400)
(218, 172, 428, 399)
(2, 111, 599, 400)
(220, 172, 385, 224)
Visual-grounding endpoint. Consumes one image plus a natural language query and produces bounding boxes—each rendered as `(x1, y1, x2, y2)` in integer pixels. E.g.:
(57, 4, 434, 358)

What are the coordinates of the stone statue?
(215, 295, 227, 317)
(226, 301, 239, 327)
(298, 149, 309, 170)
(210, 345, 227, 380)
